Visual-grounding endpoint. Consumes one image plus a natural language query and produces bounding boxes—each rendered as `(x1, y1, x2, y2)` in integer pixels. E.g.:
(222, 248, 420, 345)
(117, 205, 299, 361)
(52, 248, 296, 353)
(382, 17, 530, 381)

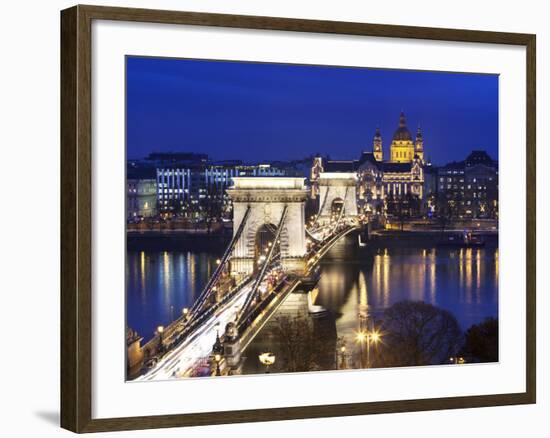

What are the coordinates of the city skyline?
(126, 55, 500, 381)
(127, 57, 499, 166)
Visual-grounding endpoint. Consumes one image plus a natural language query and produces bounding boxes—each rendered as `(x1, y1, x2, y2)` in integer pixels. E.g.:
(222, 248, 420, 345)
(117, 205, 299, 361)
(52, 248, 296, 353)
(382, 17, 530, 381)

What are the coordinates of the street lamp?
(355, 330, 367, 368)
(355, 329, 381, 368)
(367, 330, 381, 368)
(340, 345, 347, 370)
(258, 352, 276, 373)
(214, 353, 222, 376)
(182, 307, 189, 320)
(157, 325, 164, 352)
(450, 356, 466, 365)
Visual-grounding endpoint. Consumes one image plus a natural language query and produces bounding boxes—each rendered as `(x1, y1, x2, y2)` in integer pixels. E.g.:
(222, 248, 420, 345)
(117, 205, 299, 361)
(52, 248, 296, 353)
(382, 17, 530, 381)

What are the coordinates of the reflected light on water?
(495, 248, 499, 287)
(313, 242, 498, 337)
(163, 251, 170, 301)
(140, 251, 146, 301)
(187, 252, 196, 299)
(476, 249, 482, 302)
(459, 248, 464, 290)
(382, 249, 390, 307)
(429, 249, 436, 303)
(465, 248, 473, 303)
(374, 254, 382, 302)
(178, 254, 185, 298)
(358, 271, 368, 319)
(127, 240, 499, 346)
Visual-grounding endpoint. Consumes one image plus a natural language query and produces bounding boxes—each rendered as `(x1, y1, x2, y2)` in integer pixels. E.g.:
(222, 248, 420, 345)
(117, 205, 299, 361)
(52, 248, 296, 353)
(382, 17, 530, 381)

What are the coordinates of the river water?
(126, 235, 498, 345)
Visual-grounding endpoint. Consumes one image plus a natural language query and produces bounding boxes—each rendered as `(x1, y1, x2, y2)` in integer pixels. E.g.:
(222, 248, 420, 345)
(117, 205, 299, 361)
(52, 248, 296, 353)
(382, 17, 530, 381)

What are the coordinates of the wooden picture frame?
(60, 4, 536, 433)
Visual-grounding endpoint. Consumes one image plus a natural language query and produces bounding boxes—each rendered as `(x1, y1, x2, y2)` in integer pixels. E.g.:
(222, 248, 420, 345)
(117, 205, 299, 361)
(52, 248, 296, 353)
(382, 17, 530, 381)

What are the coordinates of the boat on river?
(438, 231, 485, 248)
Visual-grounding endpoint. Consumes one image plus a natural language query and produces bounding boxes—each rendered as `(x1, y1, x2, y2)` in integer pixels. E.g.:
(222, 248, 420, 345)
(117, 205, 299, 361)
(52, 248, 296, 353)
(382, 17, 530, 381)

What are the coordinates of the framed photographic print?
(60, 5, 536, 433)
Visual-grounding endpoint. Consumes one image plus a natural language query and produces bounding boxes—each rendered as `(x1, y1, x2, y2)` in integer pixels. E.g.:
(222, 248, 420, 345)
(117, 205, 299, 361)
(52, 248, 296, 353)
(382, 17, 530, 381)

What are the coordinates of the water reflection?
(127, 239, 498, 347)
(315, 239, 498, 348)
(126, 250, 221, 342)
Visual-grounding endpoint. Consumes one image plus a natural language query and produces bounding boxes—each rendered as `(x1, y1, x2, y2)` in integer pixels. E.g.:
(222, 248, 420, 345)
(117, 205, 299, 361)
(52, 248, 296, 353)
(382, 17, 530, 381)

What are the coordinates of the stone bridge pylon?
(226, 177, 309, 276)
(317, 171, 358, 222)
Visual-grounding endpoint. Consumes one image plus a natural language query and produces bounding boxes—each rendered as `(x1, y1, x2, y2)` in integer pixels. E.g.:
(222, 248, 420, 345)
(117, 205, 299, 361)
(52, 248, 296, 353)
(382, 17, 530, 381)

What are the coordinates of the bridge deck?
(137, 221, 360, 381)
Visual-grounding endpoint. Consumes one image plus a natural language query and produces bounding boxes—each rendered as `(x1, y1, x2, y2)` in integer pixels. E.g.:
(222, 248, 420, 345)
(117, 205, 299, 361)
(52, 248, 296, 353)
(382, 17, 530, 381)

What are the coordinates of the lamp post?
(340, 346, 347, 370)
(258, 352, 276, 373)
(368, 330, 381, 368)
(355, 329, 381, 368)
(450, 356, 465, 365)
(157, 325, 164, 353)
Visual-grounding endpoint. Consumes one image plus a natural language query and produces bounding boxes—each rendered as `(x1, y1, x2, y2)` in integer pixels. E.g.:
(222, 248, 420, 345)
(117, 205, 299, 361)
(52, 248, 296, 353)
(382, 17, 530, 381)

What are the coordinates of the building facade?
(156, 163, 290, 216)
(314, 111, 426, 217)
(127, 167, 157, 219)
(388, 112, 424, 163)
(436, 151, 498, 218)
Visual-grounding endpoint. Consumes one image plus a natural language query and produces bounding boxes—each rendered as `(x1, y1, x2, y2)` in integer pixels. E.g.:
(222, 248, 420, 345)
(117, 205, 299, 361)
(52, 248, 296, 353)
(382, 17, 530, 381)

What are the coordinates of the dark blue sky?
(126, 57, 498, 165)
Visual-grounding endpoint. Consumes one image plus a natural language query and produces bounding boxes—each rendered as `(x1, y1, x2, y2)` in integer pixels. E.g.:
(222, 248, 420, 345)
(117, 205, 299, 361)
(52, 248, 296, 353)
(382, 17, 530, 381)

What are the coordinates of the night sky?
(126, 56, 498, 166)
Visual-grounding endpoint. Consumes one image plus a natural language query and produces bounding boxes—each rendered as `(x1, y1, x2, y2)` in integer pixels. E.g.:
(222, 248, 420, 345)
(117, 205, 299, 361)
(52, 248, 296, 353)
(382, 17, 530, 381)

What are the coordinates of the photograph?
(125, 56, 499, 381)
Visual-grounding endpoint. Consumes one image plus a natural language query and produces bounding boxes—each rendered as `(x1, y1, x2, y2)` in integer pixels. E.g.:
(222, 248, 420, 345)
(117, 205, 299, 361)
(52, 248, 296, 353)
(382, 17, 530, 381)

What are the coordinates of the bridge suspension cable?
(314, 185, 330, 226)
(237, 205, 288, 326)
(331, 186, 348, 232)
(305, 226, 321, 242)
(187, 206, 252, 324)
(305, 186, 330, 242)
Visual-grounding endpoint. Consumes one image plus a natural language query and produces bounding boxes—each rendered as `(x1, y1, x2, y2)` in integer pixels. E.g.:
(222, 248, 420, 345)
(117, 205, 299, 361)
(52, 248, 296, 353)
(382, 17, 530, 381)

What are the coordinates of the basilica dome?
(392, 111, 412, 141)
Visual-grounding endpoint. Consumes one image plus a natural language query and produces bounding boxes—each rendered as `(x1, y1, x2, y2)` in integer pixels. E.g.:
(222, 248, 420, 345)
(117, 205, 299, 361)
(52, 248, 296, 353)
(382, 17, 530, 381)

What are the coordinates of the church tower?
(390, 111, 415, 163)
(373, 127, 383, 161)
(415, 126, 424, 163)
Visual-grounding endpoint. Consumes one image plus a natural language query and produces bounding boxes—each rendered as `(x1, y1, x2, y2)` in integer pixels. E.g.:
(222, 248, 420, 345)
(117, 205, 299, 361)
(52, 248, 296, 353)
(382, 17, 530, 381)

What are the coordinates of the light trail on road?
(136, 221, 358, 381)
(136, 282, 252, 381)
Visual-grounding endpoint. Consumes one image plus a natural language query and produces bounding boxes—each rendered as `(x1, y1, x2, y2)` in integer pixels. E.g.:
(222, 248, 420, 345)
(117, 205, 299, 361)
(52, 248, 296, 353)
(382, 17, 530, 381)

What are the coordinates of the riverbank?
(371, 228, 497, 240)
(127, 230, 231, 251)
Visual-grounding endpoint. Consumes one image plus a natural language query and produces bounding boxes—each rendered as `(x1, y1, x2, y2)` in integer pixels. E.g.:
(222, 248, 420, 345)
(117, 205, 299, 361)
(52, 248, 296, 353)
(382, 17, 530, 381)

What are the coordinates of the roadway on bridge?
(137, 218, 358, 381)
(136, 280, 254, 381)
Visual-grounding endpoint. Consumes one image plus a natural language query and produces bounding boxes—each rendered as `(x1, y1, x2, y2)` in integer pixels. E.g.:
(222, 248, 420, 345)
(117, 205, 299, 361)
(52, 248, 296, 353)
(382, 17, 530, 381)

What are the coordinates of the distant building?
(156, 168, 194, 212)
(388, 112, 424, 163)
(315, 111, 426, 216)
(156, 163, 290, 215)
(310, 112, 499, 220)
(437, 150, 498, 218)
(423, 164, 439, 215)
(127, 167, 157, 219)
(144, 152, 208, 168)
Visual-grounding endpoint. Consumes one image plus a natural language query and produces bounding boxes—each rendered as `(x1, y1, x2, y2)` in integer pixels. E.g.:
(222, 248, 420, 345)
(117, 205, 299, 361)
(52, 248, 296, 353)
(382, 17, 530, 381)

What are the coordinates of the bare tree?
(460, 317, 498, 363)
(374, 301, 463, 367)
(271, 314, 329, 372)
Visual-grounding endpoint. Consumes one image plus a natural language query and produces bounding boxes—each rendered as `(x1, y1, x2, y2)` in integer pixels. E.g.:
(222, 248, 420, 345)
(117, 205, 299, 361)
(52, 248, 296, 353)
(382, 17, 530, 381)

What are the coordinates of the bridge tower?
(227, 177, 309, 276)
(317, 172, 358, 221)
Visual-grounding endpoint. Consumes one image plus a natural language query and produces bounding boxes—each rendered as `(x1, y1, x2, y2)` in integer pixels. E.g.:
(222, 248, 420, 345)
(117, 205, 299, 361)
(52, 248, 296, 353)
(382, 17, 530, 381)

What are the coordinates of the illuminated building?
(127, 167, 157, 219)
(436, 151, 498, 218)
(388, 111, 424, 163)
(156, 163, 289, 215)
(314, 111, 426, 216)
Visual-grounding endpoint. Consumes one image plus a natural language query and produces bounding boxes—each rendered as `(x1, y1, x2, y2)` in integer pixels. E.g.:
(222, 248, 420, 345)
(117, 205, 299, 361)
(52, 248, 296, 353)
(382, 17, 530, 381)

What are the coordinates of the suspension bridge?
(135, 175, 361, 381)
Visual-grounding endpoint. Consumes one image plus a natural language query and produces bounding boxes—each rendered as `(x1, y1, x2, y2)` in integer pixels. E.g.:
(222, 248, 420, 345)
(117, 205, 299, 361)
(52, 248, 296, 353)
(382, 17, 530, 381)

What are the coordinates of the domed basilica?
(311, 111, 426, 216)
